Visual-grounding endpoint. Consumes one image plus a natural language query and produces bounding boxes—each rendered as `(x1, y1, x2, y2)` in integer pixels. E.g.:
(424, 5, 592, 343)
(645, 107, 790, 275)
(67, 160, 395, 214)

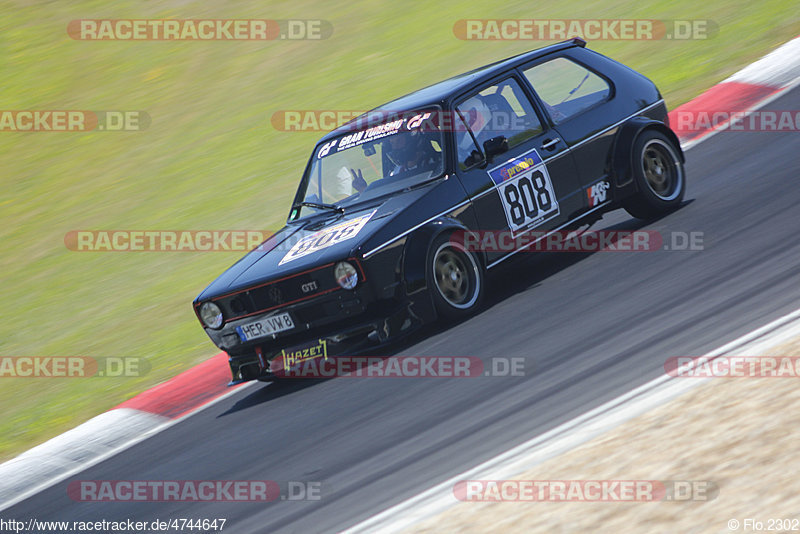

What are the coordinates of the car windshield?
(291, 110, 445, 220)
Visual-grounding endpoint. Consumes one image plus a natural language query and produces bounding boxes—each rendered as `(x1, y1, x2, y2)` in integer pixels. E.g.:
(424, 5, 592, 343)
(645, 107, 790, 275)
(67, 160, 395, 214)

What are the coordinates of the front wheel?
(623, 130, 686, 220)
(427, 234, 485, 321)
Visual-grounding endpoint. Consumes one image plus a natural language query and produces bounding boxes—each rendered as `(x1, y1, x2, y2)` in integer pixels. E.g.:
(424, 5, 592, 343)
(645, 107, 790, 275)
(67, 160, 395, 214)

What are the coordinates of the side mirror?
(463, 149, 484, 169)
(483, 136, 509, 160)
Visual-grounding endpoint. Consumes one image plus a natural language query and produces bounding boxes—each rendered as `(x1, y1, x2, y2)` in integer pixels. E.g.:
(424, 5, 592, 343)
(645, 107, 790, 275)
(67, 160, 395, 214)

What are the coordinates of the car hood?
(195, 184, 435, 302)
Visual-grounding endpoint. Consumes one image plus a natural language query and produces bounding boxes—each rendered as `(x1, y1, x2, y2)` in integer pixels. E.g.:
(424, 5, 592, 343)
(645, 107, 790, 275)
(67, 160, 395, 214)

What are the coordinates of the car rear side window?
(455, 77, 543, 160)
(523, 57, 610, 124)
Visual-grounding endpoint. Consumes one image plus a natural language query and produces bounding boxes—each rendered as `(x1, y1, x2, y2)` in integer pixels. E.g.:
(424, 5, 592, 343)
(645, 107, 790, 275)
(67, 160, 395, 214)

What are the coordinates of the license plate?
(236, 312, 295, 342)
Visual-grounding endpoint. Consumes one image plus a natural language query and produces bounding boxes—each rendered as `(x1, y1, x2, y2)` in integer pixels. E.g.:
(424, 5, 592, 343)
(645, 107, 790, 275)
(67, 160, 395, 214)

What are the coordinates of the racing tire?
(622, 130, 686, 220)
(427, 233, 485, 321)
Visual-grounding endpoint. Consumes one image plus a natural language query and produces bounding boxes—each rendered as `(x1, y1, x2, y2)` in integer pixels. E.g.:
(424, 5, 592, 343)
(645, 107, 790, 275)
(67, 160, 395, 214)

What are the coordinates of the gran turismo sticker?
(587, 181, 610, 207)
(406, 112, 431, 129)
(279, 210, 376, 265)
(318, 112, 433, 156)
(329, 120, 405, 153)
(487, 148, 560, 235)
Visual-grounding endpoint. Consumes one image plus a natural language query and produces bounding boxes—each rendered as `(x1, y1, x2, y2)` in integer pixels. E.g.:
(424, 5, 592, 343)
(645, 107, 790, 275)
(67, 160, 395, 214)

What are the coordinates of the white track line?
(0, 383, 256, 512)
(344, 307, 800, 533)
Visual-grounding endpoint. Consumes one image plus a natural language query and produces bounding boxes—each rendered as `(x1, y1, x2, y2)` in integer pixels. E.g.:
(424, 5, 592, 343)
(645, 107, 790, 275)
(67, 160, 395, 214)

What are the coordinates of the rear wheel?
(427, 234, 484, 320)
(623, 130, 686, 220)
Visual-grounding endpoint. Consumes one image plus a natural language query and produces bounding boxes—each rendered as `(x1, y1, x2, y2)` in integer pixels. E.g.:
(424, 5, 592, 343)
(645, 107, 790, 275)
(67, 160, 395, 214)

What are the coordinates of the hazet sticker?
(279, 210, 376, 265)
(280, 339, 328, 371)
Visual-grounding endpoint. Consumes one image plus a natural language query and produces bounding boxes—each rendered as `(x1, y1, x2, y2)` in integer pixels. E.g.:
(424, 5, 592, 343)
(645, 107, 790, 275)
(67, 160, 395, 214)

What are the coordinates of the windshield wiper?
(294, 201, 345, 214)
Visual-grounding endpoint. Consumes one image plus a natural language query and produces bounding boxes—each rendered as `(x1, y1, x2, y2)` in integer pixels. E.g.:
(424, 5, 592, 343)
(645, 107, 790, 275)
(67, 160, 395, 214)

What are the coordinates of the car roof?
(319, 38, 586, 142)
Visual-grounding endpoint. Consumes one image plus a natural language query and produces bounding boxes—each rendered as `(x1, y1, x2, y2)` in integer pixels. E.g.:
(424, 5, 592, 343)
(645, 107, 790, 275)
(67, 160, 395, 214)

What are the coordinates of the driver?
(457, 96, 494, 152)
(385, 131, 437, 177)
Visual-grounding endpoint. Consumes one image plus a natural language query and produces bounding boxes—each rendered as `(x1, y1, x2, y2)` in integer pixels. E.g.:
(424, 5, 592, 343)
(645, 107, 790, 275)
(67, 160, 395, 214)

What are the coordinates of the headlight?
(334, 262, 358, 290)
(199, 302, 223, 329)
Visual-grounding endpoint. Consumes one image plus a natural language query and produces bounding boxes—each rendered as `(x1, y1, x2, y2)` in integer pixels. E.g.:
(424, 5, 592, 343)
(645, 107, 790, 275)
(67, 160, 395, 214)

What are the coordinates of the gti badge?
(301, 281, 318, 293)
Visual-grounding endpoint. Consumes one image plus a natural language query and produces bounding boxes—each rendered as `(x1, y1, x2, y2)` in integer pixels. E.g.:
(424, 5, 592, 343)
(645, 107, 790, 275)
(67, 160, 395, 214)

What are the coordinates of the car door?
(452, 75, 583, 266)
(519, 54, 615, 208)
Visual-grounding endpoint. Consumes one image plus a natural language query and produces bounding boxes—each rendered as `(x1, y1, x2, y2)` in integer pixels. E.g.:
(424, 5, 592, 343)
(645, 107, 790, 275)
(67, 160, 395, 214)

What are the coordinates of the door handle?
(541, 138, 560, 151)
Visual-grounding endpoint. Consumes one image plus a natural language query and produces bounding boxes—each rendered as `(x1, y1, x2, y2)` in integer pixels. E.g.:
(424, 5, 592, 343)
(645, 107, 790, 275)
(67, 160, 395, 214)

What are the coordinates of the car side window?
(455, 113, 482, 170)
(455, 78, 543, 159)
(523, 57, 610, 124)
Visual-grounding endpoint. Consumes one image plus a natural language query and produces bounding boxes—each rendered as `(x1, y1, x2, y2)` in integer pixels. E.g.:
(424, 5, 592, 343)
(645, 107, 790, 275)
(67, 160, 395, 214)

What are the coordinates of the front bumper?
(203, 285, 370, 357)
(226, 302, 418, 384)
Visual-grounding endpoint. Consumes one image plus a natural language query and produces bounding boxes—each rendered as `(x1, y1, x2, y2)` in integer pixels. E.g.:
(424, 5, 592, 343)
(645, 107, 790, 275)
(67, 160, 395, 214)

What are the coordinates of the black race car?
(194, 38, 686, 383)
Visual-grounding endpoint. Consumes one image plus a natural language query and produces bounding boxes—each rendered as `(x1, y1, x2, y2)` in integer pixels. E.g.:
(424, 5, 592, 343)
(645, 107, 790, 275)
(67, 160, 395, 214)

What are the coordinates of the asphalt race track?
(8, 86, 800, 532)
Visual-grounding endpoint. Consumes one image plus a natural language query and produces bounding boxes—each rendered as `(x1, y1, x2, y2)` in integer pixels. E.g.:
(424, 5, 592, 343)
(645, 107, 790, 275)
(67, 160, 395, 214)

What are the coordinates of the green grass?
(0, 0, 797, 461)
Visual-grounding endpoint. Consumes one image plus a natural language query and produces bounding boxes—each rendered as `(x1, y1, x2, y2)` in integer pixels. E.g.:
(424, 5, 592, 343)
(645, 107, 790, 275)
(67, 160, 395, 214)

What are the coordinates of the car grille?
(213, 262, 355, 322)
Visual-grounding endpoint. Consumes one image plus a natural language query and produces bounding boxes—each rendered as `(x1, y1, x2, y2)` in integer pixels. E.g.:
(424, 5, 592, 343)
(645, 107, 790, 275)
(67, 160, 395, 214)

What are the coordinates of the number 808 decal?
(488, 148, 559, 235)
(279, 210, 376, 265)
